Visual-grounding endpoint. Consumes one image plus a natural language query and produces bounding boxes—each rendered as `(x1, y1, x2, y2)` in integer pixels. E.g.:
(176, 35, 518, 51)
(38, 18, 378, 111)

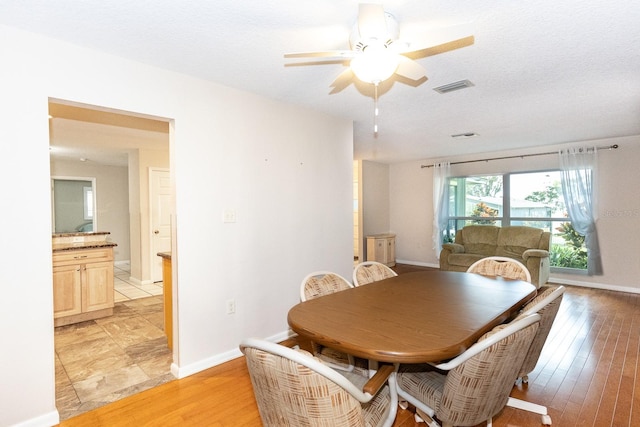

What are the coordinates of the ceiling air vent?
(433, 79, 474, 94)
(451, 132, 479, 139)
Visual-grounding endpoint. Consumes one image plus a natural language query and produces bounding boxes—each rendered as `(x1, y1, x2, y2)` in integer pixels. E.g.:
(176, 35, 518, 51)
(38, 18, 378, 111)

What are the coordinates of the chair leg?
(515, 374, 530, 386)
(507, 397, 552, 425)
(415, 408, 440, 427)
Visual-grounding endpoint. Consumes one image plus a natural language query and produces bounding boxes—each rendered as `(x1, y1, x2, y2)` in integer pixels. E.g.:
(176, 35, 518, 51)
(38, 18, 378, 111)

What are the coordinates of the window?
(447, 174, 503, 234)
(445, 171, 588, 272)
(83, 186, 94, 220)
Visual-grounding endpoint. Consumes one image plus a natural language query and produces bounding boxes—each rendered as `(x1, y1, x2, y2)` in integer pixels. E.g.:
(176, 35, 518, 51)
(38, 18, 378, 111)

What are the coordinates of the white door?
(150, 168, 171, 283)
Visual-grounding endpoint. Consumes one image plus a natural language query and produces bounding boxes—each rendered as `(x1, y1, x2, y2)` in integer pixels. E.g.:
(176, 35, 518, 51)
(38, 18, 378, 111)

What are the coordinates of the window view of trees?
(471, 202, 498, 224)
(446, 171, 588, 271)
(521, 181, 587, 269)
(553, 222, 587, 269)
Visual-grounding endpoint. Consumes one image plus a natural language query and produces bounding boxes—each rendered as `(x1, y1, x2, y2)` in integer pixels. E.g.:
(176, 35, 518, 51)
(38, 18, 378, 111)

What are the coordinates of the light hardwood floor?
(58, 265, 640, 426)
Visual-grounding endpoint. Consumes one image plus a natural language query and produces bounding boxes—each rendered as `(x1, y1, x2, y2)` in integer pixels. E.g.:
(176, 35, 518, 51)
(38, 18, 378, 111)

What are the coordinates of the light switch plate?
(223, 209, 237, 223)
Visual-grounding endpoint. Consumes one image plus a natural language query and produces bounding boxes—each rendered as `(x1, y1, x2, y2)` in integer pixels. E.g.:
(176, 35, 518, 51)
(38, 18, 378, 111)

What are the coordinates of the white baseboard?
(10, 410, 59, 427)
(127, 276, 154, 286)
(114, 260, 130, 267)
(548, 276, 640, 294)
(172, 347, 241, 379)
(395, 259, 440, 269)
(170, 330, 294, 379)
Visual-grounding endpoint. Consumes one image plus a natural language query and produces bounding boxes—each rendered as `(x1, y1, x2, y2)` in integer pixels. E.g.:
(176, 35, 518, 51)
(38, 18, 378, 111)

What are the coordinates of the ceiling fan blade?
(358, 3, 387, 40)
(329, 68, 354, 94)
(393, 22, 474, 54)
(395, 56, 427, 81)
(284, 50, 355, 59)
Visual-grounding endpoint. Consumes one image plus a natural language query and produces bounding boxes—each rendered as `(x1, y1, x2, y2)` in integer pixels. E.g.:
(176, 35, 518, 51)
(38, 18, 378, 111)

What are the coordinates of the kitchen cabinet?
(366, 233, 396, 267)
(53, 247, 114, 327)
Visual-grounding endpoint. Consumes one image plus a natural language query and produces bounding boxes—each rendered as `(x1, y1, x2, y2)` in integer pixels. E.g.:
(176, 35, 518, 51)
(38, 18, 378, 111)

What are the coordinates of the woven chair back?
(301, 272, 352, 301)
(353, 262, 397, 286)
(467, 256, 531, 282)
(438, 320, 539, 425)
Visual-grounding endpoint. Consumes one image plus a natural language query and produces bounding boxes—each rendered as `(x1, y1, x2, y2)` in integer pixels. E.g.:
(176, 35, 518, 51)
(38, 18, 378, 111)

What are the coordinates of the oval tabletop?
(287, 270, 536, 364)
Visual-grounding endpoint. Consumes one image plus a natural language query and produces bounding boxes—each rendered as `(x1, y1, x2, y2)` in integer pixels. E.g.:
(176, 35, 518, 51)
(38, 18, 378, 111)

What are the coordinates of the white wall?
(390, 135, 640, 291)
(0, 25, 353, 427)
(361, 160, 391, 259)
(50, 158, 131, 262)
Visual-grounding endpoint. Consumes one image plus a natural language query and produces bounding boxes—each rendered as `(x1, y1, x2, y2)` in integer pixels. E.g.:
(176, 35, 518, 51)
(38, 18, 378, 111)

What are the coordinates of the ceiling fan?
(285, 3, 474, 87)
(284, 3, 474, 134)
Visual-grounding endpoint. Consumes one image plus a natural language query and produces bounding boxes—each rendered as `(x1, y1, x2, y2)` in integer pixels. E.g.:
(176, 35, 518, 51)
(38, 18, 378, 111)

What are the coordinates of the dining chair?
(397, 313, 541, 427)
(352, 261, 398, 286)
(506, 285, 566, 425)
(466, 256, 532, 283)
(299, 271, 361, 372)
(240, 338, 397, 427)
(300, 271, 353, 301)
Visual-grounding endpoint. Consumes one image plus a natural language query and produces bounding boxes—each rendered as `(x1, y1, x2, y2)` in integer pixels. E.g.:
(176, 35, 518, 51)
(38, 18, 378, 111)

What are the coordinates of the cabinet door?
(375, 239, 388, 263)
(83, 261, 114, 312)
(53, 264, 82, 318)
(387, 238, 396, 265)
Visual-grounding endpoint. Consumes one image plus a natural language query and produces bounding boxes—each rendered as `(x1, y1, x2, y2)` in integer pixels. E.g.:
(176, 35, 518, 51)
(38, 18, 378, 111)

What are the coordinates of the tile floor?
(113, 261, 163, 302)
(55, 262, 173, 421)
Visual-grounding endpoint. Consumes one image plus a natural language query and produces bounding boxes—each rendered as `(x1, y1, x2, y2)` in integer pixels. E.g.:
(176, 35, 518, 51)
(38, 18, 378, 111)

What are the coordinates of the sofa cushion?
(495, 226, 544, 259)
(459, 225, 500, 255)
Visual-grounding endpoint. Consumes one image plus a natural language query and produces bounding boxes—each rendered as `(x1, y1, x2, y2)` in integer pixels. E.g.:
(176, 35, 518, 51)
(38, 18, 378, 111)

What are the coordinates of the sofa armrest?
(522, 249, 549, 260)
(440, 243, 465, 270)
(522, 249, 550, 288)
(442, 243, 465, 253)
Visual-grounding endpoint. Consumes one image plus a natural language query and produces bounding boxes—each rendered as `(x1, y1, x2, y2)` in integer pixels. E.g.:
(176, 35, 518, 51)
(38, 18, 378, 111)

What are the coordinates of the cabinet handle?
(74, 255, 88, 259)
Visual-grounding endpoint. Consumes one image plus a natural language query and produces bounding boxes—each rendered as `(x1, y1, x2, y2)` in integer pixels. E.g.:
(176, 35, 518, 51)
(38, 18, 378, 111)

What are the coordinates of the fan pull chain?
(373, 82, 379, 136)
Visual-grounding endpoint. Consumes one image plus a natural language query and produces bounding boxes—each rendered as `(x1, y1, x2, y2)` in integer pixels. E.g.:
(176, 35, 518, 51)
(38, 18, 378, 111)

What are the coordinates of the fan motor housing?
(349, 12, 399, 52)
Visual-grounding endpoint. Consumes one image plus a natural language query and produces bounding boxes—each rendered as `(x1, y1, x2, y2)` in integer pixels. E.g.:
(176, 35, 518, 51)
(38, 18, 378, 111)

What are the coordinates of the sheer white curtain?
(432, 162, 451, 258)
(559, 146, 603, 275)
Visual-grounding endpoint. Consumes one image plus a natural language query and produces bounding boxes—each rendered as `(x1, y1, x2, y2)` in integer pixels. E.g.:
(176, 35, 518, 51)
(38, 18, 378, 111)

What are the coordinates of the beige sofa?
(440, 225, 550, 288)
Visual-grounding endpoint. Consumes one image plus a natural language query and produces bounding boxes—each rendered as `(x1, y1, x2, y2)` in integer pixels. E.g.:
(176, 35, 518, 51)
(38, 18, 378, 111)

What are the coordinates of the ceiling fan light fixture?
(350, 44, 399, 84)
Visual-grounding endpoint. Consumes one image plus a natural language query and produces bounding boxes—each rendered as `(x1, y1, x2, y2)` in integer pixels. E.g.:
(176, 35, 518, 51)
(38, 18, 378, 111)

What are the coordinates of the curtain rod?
(420, 144, 619, 168)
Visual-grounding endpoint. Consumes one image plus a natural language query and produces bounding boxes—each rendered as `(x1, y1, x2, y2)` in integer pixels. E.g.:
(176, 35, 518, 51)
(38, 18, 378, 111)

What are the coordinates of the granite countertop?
(52, 231, 116, 252)
(53, 241, 118, 252)
(53, 231, 111, 238)
(157, 252, 171, 259)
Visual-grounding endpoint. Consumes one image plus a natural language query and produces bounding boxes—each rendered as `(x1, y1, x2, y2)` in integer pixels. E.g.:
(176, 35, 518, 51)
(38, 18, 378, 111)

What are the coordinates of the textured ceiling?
(2, 0, 640, 164)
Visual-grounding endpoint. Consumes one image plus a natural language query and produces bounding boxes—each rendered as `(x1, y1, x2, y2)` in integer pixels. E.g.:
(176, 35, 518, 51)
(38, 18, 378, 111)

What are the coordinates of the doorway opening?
(49, 99, 174, 420)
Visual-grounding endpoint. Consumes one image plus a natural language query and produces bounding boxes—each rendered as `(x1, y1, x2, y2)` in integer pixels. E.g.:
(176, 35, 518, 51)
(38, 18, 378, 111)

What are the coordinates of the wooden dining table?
(287, 270, 537, 364)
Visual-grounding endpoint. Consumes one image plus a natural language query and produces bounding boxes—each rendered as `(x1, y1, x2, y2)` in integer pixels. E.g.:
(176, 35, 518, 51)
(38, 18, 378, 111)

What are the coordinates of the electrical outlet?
(226, 299, 236, 314)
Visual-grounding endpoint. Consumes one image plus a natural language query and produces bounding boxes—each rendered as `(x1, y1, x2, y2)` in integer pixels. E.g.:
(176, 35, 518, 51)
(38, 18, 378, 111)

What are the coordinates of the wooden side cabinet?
(53, 247, 114, 327)
(158, 252, 173, 350)
(366, 233, 396, 267)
